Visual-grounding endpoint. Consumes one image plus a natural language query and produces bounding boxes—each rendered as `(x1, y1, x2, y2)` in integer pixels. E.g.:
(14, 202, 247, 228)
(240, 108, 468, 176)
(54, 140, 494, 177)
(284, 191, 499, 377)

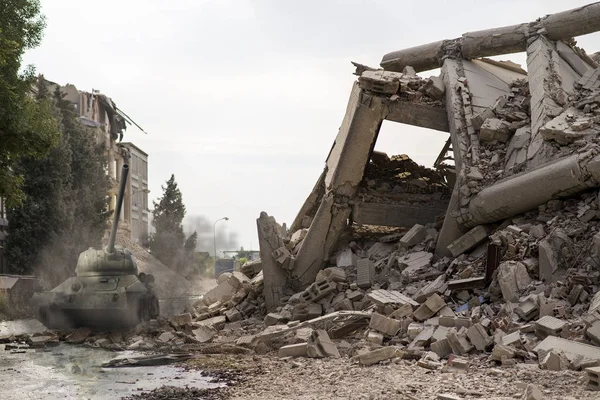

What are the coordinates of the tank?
(31, 163, 159, 331)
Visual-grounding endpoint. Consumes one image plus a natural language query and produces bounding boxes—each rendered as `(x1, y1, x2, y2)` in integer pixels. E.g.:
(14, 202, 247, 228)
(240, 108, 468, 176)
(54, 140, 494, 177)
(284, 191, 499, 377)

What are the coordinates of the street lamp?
(213, 217, 229, 261)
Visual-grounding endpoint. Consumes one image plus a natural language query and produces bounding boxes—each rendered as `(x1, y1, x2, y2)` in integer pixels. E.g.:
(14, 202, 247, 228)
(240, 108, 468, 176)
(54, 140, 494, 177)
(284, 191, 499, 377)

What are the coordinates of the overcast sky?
(23, 0, 599, 255)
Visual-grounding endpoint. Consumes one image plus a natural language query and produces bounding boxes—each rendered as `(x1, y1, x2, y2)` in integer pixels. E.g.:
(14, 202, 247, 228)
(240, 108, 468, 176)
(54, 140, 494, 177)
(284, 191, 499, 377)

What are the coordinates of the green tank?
(32, 163, 159, 331)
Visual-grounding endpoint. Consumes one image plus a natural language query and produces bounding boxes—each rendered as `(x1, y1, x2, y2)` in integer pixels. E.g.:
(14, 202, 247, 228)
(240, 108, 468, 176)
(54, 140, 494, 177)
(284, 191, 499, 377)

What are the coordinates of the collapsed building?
(8, 3, 600, 397)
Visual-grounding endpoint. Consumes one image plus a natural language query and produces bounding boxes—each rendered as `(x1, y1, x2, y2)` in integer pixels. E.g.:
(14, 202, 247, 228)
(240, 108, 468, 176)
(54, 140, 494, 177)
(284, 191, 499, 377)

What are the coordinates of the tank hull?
(32, 274, 159, 331)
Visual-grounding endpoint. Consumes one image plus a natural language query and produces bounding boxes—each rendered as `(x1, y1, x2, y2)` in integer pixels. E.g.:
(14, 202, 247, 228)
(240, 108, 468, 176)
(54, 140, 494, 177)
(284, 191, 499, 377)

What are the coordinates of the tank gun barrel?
(107, 163, 129, 253)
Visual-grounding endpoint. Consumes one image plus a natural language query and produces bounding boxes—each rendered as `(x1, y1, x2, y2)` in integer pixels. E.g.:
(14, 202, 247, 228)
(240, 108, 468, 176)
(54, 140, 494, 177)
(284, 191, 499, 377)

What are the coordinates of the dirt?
(177, 354, 598, 400)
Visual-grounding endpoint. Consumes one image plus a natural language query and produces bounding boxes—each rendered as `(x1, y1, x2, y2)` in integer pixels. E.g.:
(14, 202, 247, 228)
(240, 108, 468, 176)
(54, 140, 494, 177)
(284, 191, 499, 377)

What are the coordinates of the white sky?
(23, 0, 599, 254)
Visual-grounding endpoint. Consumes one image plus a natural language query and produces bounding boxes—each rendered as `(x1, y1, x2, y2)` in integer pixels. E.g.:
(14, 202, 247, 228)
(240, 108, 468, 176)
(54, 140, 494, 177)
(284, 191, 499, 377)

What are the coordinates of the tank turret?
(75, 164, 138, 277)
(32, 163, 159, 331)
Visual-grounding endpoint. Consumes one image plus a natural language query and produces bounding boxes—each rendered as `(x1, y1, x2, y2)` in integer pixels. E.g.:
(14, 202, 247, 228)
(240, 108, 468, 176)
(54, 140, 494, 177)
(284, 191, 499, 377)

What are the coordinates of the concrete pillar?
(257, 212, 289, 311)
(435, 59, 469, 257)
(291, 82, 388, 287)
(461, 151, 600, 227)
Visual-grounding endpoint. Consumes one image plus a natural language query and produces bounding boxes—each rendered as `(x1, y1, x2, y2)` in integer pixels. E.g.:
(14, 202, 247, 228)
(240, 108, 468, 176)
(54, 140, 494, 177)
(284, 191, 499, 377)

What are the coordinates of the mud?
(0, 344, 224, 400)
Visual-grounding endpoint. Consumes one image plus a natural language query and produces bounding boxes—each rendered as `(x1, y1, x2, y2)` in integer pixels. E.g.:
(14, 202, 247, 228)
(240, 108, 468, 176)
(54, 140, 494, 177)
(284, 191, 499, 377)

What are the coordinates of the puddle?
(0, 343, 222, 400)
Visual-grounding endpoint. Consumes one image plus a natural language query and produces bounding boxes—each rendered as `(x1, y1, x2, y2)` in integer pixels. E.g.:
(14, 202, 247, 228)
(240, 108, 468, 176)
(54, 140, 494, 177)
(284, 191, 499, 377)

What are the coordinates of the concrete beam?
(435, 59, 469, 257)
(352, 202, 447, 228)
(381, 2, 600, 72)
(291, 83, 388, 287)
(257, 212, 288, 311)
(460, 152, 600, 228)
(386, 102, 449, 132)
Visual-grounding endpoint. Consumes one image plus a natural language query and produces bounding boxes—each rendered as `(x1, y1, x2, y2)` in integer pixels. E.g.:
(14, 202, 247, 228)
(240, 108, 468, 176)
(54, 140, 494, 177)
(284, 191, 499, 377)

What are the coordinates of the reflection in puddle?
(1, 343, 221, 400)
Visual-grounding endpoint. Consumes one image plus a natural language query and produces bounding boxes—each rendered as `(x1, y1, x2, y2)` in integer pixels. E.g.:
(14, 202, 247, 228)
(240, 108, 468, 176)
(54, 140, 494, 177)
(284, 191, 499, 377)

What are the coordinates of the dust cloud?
(183, 215, 240, 256)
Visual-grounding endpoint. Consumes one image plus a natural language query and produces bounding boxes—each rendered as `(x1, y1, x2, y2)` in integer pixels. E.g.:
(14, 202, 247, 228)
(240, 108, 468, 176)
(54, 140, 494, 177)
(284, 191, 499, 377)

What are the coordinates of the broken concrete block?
(367, 289, 419, 307)
(447, 329, 473, 355)
(300, 280, 337, 303)
(535, 315, 566, 337)
(424, 76, 445, 100)
(497, 261, 532, 302)
(356, 258, 375, 289)
(538, 240, 558, 282)
(307, 330, 339, 358)
(65, 327, 91, 344)
(336, 248, 357, 268)
(586, 366, 600, 391)
(398, 251, 433, 278)
(192, 326, 216, 343)
(431, 338, 452, 358)
(170, 313, 193, 327)
(522, 384, 543, 400)
(322, 267, 347, 282)
(466, 323, 492, 351)
(471, 107, 495, 131)
(480, 117, 512, 143)
(534, 336, 600, 362)
(501, 331, 521, 347)
(399, 224, 427, 248)
(491, 344, 516, 361)
(413, 294, 446, 321)
(516, 298, 539, 321)
(352, 346, 404, 366)
(587, 321, 600, 345)
(203, 281, 237, 305)
(540, 351, 568, 371)
(279, 343, 309, 358)
(158, 332, 175, 343)
(367, 330, 384, 345)
(369, 313, 401, 336)
(264, 313, 285, 326)
(447, 225, 488, 257)
(359, 70, 402, 94)
(224, 308, 242, 323)
(195, 315, 226, 330)
(407, 323, 424, 340)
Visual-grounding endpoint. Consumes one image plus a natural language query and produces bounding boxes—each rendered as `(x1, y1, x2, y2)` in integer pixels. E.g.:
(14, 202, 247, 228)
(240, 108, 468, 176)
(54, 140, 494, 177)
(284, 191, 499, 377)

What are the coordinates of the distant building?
(0, 274, 38, 306)
(120, 142, 150, 245)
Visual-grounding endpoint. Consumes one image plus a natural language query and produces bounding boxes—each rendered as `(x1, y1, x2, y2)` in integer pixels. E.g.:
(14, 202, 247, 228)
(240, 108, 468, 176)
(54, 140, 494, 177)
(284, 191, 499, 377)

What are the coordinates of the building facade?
(120, 142, 150, 245)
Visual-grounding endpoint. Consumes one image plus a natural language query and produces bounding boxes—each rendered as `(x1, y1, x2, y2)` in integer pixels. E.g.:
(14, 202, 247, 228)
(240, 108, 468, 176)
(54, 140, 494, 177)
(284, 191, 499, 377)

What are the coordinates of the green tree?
(0, 0, 60, 207)
(6, 78, 110, 283)
(150, 175, 190, 270)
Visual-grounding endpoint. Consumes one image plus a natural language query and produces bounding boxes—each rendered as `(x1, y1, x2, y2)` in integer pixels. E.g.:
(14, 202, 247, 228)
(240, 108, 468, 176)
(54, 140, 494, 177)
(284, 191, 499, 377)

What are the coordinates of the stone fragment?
(195, 315, 226, 330)
(224, 308, 242, 322)
(587, 321, 600, 345)
(497, 261, 531, 302)
(158, 332, 175, 343)
(352, 346, 404, 366)
(390, 304, 413, 319)
(400, 224, 427, 248)
(322, 267, 347, 282)
(538, 240, 558, 282)
(367, 331, 384, 345)
(413, 294, 446, 321)
(65, 327, 91, 344)
(516, 298, 539, 321)
(447, 226, 488, 257)
(192, 326, 216, 343)
(356, 258, 375, 289)
(279, 343, 309, 358)
(170, 313, 193, 327)
(307, 330, 339, 358)
(370, 313, 401, 336)
(535, 315, 566, 337)
(522, 384, 543, 400)
(466, 323, 492, 351)
(447, 329, 473, 355)
(480, 118, 512, 143)
(529, 224, 545, 239)
(431, 338, 452, 358)
(540, 351, 567, 371)
(336, 248, 357, 268)
(534, 336, 600, 361)
(264, 313, 285, 326)
(424, 76, 445, 100)
(367, 289, 419, 307)
(491, 344, 516, 361)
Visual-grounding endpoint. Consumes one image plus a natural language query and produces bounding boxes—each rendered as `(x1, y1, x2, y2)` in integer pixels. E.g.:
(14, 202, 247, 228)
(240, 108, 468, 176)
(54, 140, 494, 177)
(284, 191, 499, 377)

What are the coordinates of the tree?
(150, 174, 193, 271)
(5, 78, 110, 283)
(0, 0, 60, 208)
